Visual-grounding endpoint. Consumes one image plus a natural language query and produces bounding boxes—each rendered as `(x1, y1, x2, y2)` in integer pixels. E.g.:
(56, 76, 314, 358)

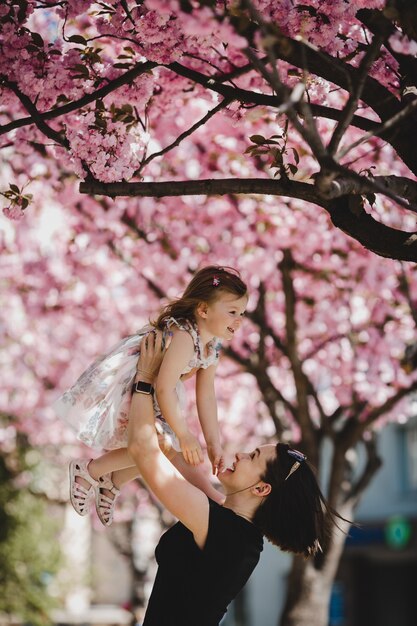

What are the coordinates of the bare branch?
(79, 177, 322, 201)
(337, 99, 417, 160)
(316, 160, 417, 214)
(79, 177, 417, 261)
(328, 33, 385, 156)
(328, 196, 417, 262)
(139, 97, 232, 170)
(224, 344, 293, 437)
(244, 46, 326, 161)
(361, 379, 417, 431)
(399, 265, 417, 328)
(4, 80, 69, 149)
(241, 22, 327, 163)
(346, 435, 382, 505)
(279, 249, 318, 461)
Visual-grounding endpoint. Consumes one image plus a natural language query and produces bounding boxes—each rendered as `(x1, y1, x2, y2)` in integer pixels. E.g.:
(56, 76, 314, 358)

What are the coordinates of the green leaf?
(9, 184, 20, 194)
(249, 134, 266, 145)
(31, 32, 44, 48)
(290, 147, 300, 164)
(68, 35, 87, 45)
(70, 64, 90, 78)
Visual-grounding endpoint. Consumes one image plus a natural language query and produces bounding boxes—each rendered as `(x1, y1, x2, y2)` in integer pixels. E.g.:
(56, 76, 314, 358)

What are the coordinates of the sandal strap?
(72, 460, 99, 487)
(69, 459, 97, 517)
(72, 482, 92, 497)
(99, 474, 120, 495)
(97, 493, 115, 507)
(96, 474, 120, 526)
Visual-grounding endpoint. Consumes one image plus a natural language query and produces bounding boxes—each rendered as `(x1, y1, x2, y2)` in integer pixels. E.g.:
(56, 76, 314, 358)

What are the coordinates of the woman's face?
(219, 444, 277, 493)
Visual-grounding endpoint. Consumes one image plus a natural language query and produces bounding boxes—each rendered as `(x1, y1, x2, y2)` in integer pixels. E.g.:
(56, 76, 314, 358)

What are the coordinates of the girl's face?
(197, 292, 248, 340)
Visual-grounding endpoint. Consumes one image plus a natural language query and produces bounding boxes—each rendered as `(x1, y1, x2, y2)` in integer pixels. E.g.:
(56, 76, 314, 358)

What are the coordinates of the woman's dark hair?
(154, 265, 248, 329)
(253, 443, 341, 558)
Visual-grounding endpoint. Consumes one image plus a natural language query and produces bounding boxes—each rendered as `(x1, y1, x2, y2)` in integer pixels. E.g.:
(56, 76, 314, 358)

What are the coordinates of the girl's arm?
(196, 365, 224, 475)
(128, 334, 210, 549)
(156, 329, 204, 465)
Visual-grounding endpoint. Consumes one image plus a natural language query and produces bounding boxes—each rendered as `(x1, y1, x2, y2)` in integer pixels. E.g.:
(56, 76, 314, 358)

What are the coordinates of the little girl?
(55, 266, 248, 526)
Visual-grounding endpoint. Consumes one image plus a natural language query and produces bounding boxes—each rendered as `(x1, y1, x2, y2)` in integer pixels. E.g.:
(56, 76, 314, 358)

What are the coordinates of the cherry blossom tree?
(1, 0, 417, 259)
(2, 2, 417, 625)
(2, 169, 417, 624)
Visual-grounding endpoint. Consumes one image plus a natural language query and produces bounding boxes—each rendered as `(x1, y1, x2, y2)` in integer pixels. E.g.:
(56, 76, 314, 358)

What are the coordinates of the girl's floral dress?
(54, 318, 221, 451)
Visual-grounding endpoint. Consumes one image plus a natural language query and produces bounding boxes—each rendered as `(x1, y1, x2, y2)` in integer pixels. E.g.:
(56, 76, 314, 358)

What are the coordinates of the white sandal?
(69, 459, 98, 516)
(95, 474, 120, 527)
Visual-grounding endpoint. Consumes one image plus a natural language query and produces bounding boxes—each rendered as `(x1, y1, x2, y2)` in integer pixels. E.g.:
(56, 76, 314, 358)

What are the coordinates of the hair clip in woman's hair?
(212, 275, 220, 286)
(285, 448, 307, 480)
(308, 539, 323, 555)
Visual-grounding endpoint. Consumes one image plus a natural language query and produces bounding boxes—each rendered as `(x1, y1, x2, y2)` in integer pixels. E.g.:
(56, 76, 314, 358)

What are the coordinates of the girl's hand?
(178, 432, 204, 466)
(207, 444, 225, 476)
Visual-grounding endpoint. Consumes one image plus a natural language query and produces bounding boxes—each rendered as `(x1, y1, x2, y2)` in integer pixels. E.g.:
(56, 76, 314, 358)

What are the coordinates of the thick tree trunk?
(280, 503, 353, 626)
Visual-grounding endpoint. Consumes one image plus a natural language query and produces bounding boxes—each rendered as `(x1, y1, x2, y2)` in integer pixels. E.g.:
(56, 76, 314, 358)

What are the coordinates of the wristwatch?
(132, 380, 155, 396)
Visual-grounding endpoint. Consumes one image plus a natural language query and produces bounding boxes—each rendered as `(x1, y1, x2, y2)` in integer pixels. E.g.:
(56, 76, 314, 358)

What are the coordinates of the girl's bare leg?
(72, 448, 134, 495)
(88, 448, 134, 480)
(111, 465, 140, 489)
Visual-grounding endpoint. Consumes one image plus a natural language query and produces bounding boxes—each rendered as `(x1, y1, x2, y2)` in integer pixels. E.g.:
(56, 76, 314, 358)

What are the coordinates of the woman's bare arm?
(128, 333, 210, 548)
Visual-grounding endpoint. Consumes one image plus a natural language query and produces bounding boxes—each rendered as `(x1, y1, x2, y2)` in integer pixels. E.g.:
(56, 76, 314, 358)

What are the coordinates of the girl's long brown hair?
(153, 265, 247, 329)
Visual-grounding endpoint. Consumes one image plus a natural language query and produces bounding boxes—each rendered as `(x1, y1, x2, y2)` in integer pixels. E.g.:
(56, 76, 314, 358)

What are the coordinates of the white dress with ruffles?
(54, 318, 221, 451)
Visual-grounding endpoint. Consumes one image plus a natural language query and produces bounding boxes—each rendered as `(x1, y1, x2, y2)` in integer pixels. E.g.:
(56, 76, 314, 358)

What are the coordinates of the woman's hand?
(136, 330, 170, 383)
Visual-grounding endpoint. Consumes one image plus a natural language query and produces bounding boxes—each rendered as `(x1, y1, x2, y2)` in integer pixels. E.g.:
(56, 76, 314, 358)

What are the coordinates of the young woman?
(130, 331, 338, 626)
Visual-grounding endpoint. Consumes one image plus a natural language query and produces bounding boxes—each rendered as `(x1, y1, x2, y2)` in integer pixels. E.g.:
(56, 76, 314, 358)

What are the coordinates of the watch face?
(133, 381, 154, 395)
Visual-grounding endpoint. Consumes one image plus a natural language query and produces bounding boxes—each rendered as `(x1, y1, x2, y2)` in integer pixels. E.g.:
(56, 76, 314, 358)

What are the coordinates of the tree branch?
(0, 61, 158, 136)
(139, 97, 232, 170)
(4, 80, 69, 149)
(79, 177, 322, 201)
(316, 160, 417, 213)
(318, 174, 417, 213)
(224, 344, 293, 437)
(328, 196, 417, 261)
(346, 434, 382, 505)
(279, 249, 318, 462)
(337, 99, 417, 160)
(328, 32, 386, 155)
(79, 178, 417, 261)
(360, 379, 417, 431)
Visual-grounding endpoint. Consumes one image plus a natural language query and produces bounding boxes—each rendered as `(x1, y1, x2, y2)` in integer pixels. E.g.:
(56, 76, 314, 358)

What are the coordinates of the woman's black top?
(143, 499, 264, 626)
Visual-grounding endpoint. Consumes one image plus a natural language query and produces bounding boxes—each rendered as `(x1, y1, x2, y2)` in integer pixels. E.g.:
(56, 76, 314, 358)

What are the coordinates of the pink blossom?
(389, 32, 417, 56)
(2, 204, 25, 220)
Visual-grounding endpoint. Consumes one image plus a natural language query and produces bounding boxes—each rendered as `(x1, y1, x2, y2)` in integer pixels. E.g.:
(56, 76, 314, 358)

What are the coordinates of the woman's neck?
(222, 494, 258, 524)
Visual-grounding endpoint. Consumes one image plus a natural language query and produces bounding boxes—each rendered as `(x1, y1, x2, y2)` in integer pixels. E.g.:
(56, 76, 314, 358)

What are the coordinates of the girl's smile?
(197, 293, 248, 342)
